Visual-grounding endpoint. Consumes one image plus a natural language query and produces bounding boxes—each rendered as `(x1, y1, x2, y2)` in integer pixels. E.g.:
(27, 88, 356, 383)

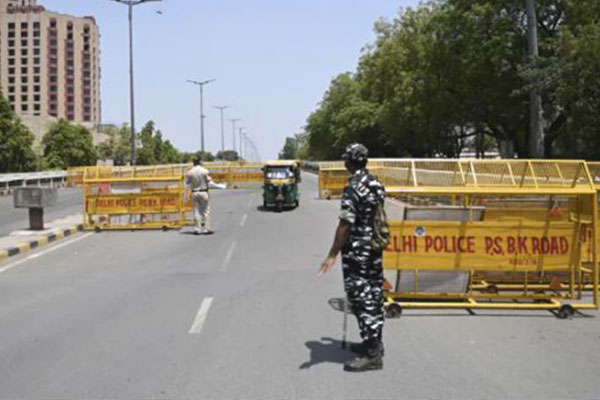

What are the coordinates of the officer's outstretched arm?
(318, 220, 351, 277)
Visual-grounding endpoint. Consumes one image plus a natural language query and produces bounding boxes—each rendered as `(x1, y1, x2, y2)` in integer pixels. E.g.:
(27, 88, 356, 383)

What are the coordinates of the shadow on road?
(328, 297, 354, 314)
(299, 337, 355, 369)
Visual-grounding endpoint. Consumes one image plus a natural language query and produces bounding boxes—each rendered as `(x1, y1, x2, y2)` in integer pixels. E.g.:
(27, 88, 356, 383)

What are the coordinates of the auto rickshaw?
(262, 160, 301, 211)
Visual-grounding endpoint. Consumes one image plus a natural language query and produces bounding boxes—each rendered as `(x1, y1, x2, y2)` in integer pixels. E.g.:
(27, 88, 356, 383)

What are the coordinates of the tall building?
(0, 0, 102, 144)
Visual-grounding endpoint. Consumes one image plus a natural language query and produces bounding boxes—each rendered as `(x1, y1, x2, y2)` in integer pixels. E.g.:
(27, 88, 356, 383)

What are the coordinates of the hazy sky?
(42, 0, 420, 160)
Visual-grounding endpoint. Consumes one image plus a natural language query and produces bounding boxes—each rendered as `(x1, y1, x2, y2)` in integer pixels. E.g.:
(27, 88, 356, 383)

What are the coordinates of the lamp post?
(108, 0, 162, 165)
(229, 118, 239, 154)
(187, 79, 215, 153)
(213, 105, 230, 154)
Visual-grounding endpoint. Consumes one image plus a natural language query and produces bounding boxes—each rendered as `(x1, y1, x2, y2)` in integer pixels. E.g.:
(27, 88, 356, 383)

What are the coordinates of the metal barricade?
(83, 166, 189, 230)
(379, 159, 598, 318)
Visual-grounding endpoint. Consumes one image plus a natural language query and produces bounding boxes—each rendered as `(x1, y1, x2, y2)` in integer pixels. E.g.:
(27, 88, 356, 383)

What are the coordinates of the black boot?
(344, 339, 383, 372)
(350, 341, 384, 356)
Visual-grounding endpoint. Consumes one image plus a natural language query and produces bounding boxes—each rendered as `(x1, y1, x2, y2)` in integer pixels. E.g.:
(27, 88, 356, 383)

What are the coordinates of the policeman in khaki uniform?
(185, 158, 225, 235)
(318, 143, 386, 372)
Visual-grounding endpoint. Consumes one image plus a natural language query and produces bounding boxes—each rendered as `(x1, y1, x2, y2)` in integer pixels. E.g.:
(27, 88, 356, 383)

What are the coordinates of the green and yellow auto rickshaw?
(262, 160, 301, 211)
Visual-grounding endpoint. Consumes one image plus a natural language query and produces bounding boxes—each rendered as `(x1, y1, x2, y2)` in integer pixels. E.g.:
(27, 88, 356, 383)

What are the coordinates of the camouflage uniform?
(340, 145, 386, 346)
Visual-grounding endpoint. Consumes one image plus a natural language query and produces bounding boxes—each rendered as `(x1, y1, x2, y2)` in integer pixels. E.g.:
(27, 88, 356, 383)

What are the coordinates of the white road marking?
(0, 232, 94, 274)
(189, 297, 214, 334)
(240, 213, 248, 227)
(220, 241, 237, 272)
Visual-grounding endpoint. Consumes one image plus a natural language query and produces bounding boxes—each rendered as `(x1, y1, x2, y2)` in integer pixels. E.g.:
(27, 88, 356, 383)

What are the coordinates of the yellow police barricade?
(67, 166, 86, 187)
(204, 162, 264, 188)
(376, 159, 598, 318)
(318, 159, 404, 199)
(83, 165, 190, 230)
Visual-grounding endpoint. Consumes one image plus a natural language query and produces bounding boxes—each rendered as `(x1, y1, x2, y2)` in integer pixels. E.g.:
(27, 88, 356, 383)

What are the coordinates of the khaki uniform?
(186, 165, 212, 233)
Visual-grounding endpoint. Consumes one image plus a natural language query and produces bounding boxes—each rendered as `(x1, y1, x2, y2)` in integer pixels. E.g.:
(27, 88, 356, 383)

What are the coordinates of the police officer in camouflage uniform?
(318, 143, 386, 372)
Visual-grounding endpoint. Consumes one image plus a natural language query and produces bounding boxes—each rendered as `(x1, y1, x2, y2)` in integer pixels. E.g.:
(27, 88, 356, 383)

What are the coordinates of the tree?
(216, 150, 239, 161)
(279, 137, 298, 160)
(0, 92, 37, 172)
(181, 151, 215, 163)
(42, 120, 97, 169)
(97, 125, 132, 165)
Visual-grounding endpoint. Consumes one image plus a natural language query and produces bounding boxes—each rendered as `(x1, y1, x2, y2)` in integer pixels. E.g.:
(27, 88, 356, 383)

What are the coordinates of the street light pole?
(229, 118, 240, 154)
(239, 128, 244, 160)
(187, 79, 215, 153)
(109, 0, 162, 165)
(213, 105, 230, 154)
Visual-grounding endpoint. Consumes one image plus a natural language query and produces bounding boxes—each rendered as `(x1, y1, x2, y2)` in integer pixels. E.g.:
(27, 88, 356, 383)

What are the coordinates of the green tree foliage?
(279, 132, 309, 160)
(0, 92, 37, 172)
(135, 121, 183, 165)
(42, 120, 98, 169)
(181, 151, 215, 163)
(301, 0, 600, 160)
(97, 125, 132, 166)
(216, 150, 239, 161)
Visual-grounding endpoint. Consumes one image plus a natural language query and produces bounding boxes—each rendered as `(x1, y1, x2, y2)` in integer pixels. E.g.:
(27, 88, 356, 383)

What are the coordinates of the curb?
(0, 224, 85, 261)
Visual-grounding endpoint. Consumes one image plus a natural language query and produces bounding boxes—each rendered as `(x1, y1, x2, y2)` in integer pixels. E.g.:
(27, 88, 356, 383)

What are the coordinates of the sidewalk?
(0, 213, 84, 261)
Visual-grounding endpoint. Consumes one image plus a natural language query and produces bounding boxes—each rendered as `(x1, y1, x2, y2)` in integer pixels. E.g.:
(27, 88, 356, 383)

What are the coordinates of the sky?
(42, 0, 421, 160)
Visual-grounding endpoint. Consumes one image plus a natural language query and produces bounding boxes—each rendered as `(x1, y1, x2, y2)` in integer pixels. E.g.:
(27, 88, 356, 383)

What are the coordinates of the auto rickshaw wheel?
(295, 200, 299, 208)
(276, 203, 283, 213)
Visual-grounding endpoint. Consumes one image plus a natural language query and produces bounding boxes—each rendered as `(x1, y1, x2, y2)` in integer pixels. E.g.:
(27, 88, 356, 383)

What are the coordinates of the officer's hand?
(317, 256, 336, 278)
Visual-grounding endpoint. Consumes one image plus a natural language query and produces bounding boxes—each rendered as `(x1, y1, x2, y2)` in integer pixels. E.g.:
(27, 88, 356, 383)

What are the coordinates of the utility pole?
(187, 79, 215, 153)
(108, 0, 162, 165)
(239, 128, 244, 160)
(213, 105, 230, 154)
(229, 118, 240, 155)
(526, 0, 544, 158)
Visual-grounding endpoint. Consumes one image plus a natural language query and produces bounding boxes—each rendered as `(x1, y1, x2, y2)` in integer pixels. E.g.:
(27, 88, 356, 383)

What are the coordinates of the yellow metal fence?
(319, 159, 599, 316)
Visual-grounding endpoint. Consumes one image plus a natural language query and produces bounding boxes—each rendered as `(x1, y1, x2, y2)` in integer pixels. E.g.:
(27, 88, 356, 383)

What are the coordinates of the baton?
(342, 294, 349, 349)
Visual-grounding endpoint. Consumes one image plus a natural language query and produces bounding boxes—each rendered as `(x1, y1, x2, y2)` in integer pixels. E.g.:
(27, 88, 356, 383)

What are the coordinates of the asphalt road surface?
(0, 188, 83, 236)
(0, 173, 599, 399)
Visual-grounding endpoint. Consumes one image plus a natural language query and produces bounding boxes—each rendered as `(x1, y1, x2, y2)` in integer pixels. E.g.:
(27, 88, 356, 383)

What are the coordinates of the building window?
(33, 39, 40, 46)
(33, 67, 40, 74)
(34, 95, 40, 102)
(8, 40, 15, 47)
(21, 67, 27, 74)
(8, 77, 15, 84)
(8, 31, 15, 38)
(8, 96, 15, 103)
(8, 23, 15, 29)
(21, 40, 27, 47)
(8, 49, 15, 56)
(21, 104, 28, 112)
(22, 76, 28, 83)
(21, 58, 28, 65)
(21, 86, 27, 92)
(8, 58, 14, 65)
(21, 95, 28, 102)
(8, 68, 15, 75)
(8, 86, 15, 93)
(33, 30, 40, 37)
(21, 22, 27, 29)
(34, 85, 40, 93)
(21, 31, 28, 38)
(33, 48, 40, 55)
(21, 49, 27, 56)
(33, 58, 40, 65)
(50, 19, 56, 28)
(34, 104, 40, 112)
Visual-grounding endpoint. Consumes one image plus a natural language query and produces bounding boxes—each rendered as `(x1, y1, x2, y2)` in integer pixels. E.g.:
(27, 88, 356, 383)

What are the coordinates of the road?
(0, 173, 599, 399)
(0, 188, 83, 236)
